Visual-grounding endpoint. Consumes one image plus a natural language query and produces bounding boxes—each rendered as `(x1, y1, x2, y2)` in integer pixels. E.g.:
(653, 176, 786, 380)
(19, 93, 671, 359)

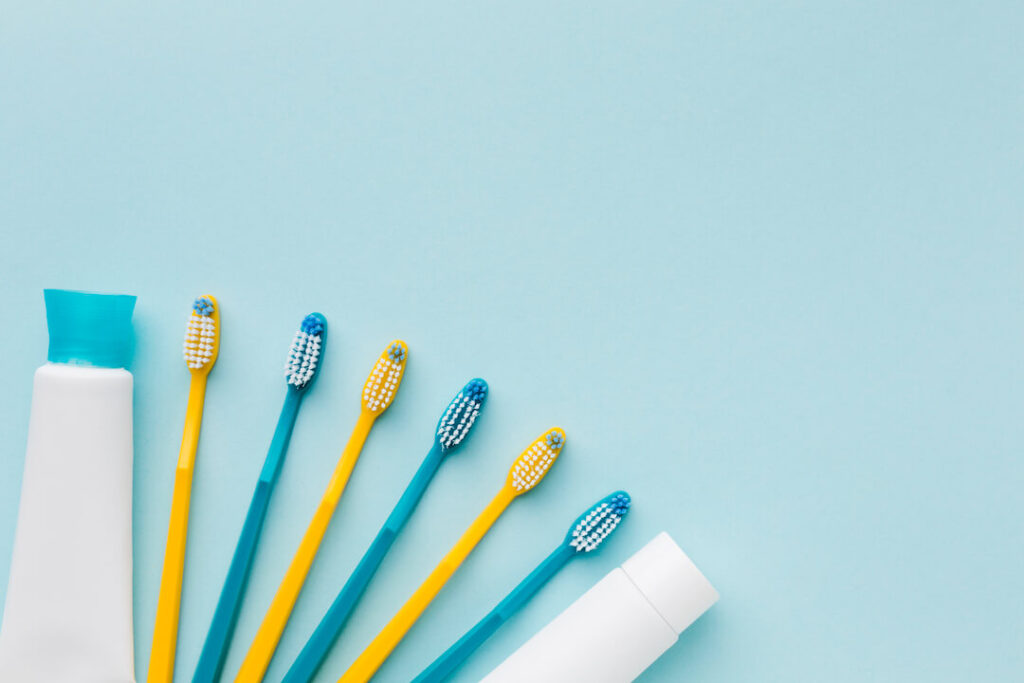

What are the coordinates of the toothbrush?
(338, 428, 566, 683)
(233, 341, 409, 683)
(192, 313, 327, 683)
(413, 491, 632, 683)
(147, 295, 221, 683)
(280, 378, 490, 683)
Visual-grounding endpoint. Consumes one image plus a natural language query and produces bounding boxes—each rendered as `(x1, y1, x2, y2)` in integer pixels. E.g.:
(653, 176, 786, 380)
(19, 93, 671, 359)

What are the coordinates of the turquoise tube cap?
(44, 289, 137, 368)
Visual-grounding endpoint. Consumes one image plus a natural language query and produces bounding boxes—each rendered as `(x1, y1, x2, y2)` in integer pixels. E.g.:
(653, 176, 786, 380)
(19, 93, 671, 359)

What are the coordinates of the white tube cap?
(621, 531, 719, 634)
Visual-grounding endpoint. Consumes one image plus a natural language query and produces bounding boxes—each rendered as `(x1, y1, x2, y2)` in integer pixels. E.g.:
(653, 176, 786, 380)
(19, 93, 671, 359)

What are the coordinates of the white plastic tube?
(481, 532, 718, 683)
(0, 290, 137, 683)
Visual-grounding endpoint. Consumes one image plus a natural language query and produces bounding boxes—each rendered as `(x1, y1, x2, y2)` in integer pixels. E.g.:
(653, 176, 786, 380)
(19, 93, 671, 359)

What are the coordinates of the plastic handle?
(413, 544, 575, 683)
(148, 375, 207, 683)
(258, 390, 302, 484)
(382, 442, 444, 535)
(282, 529, 395, 683)
(339, 486, 516, 683)
(281, 444, 445, 683)
(192, 389, 302, 683)
(234, 411, 376, 683)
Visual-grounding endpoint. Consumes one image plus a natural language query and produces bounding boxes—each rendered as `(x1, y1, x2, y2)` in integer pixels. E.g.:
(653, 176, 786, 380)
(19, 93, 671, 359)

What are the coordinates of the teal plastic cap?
(44, 289, 137, 368)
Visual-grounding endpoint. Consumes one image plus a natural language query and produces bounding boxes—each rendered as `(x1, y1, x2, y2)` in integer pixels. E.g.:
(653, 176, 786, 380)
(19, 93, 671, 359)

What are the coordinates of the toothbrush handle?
(192, 390, 301, 683)
(282, 445, 445, 683)
(339, 487, 516, 683)
(412, 545, 574, 683)
(235, 412, 376, 683)
(192, 478, 273, 683)
(148, 375, 207, 683)
(282, 528, 395, 683)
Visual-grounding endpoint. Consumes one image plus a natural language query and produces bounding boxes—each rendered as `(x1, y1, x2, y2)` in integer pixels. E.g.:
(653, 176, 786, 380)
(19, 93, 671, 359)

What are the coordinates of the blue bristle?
(609, 493, 631, 516)
(301, 314, 325, 336)
(436, 378, 488, 451)
(464, 379, 488, 402)
(193, 297, 215, 316)
(546, 431, 564, 450)
(388, 342, 406, 363)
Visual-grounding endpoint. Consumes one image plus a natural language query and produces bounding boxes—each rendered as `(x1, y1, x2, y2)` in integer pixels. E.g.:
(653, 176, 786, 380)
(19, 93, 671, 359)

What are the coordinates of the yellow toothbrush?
(233, 340, 409, 683)
(147, 295, 220, 683)
(338, 427, 566, 683)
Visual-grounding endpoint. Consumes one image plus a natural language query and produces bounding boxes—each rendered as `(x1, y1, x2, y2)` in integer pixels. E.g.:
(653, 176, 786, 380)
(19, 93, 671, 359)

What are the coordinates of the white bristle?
(362, 345, 405, 414)
(510, 435, 561, 493)
(437, 394, 483, 451)
(569, 502, 626, 553)
(183, 313, 216, 369)
(285, 330, 322, 387)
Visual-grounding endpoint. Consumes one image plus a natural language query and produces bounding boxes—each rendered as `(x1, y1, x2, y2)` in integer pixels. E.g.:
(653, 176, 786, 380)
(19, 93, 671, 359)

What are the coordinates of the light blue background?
(1, 2, 1021, 681)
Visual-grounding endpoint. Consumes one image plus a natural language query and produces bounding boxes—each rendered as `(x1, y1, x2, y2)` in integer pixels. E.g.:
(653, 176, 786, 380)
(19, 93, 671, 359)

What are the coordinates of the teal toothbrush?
(412, 491, 631, 683)
(281, 378, 488, 683)
(191, 313, 326, 683)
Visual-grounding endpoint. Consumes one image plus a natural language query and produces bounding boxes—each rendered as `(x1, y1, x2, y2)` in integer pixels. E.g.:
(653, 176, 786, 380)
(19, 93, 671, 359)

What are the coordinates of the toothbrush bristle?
(507, 428, 565, 494)
(285, 313, 325, 388)
(436, 379, 488, 452)
(361, 340, 408, 414)
(567, 492, 631, 553)
(183, 295, 217, 371)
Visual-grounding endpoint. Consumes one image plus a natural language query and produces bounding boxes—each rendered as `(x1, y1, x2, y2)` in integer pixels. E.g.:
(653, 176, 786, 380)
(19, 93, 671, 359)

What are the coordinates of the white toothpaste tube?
(482, 532, 718, 683)
(0, 289, 138, 683)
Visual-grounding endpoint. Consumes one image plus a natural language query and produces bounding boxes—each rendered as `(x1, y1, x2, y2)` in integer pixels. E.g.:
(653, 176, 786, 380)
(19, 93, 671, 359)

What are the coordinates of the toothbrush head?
(361, 340, 408, 415)
(183, 295, 219, 373)
(565, 491, 631, 553)
(435, 378, 489, 453)
(506, 428, 565, 495)
(285, 313, 327, 391)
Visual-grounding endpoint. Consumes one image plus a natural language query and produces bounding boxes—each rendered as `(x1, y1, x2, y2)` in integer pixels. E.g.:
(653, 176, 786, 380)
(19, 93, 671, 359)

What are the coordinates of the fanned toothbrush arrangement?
(338, 428, 566, 683)
(281, 378, 489, 683)
(234, 341, 408, 682)
(134, 295, 715, 683)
